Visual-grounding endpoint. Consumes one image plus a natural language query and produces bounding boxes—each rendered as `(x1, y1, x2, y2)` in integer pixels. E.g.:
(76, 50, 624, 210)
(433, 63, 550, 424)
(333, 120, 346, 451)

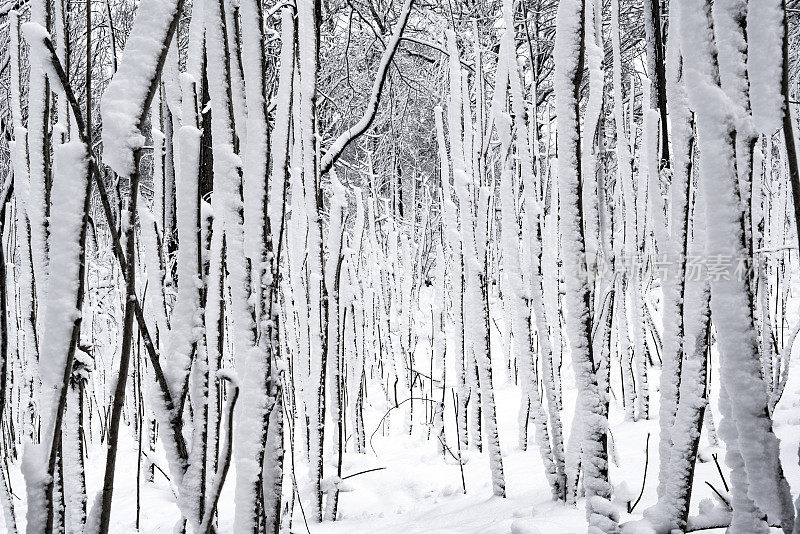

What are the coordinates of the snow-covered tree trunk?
(502, 0, 566, 496)
(553, 0, 616, 528)
(447, 29, 505, 498)
(653, 185, 712, 533)
(22, 138, 90, 534)
(260, 8, 295, 532)
(296, 0, 329, 520)
(678, 0, 796, 529)
(497, 106, 559, 498)
(205, 0, 265, 529)
(323, 171, 347, 521)
(8, 12, 40, 446)
(172, 71, 207, 531)
(26, 0, 52, 310)
(435, 107, 469, 451)
(650, 0, 694, 509)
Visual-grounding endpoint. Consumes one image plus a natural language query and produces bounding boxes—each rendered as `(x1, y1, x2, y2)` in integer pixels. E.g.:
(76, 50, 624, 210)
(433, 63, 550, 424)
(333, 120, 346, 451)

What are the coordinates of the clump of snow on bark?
(20, 23, 65, 94)
(100, 0, 182, 176)
(747, 0, 785, 133)
(38, 142, 88, 392)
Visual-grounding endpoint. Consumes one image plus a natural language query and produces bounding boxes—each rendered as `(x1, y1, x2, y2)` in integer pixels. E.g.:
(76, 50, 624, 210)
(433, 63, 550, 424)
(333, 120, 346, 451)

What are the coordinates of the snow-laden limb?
(654, 188, 711, 532)
(634, 81, 658, 419)
(611, 0, 648, 424)
(296, 0, 330, 520)
(616, 279, 636, 422)
(52, 0, 69, 143)
(581, 0, 604, 280)
(202, 208, 225, 521)
(323, 170, 349, 520)
(720, 384, 769, 534)
(678, 0, 796, 529)
(185, 0, 206, 87)
(497, 108, 559, 499)
(268, 7, 295, 254)
(20, 19, 55, 328)
(746, 0, 784, 134)
(650, 0, 693, 508)
(712, 0, 751, 119)
(165, 73, 205, 531)
(22, 441, 49, 534)
(542, 171, 564, 414)
(205, 0, 270, 530)
(151, 103, 167, 235)
(258, 18, 294, 527)
(239, 1, 288, 524)
(443, 30, 475, 452)
(162, 74, 203, 406)
(240, 0, 269, 271)
(319, 0, 414, 174)
(642, 78, 666, 253)
(434, 106, 468, 451)
(140, 210, 169, 337)
(183, 339, 210, 534)
(685, 498, 733, 532)
(64, 363, 88, 534)
(285, 163, 311, 459)
(473, 184, 506, 498)
(447, 29, 505, 497)
(9, 11, 24, 129)
(262, 385, 285, 531)
(35, 141, 88, 434)
(553, 0, 615, 527)
(235, 0, 278, 527)
(222, 0, 248, 144)
(526, 200, 567, 490)
(630, 282, 649, 421)
(712, 0, 758, 252)
(429, 234, 447, 456)
(100, 0, 183, 176)
(756, 255, 776, 395)
(23, 140, 89, 533)
(161, 40, 183, 126)
(8, 15, 41, 423)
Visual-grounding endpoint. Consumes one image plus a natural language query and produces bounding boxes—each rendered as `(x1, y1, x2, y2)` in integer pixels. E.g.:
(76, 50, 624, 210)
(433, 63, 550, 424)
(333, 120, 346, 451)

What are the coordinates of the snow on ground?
(310, 383, 586, 534)
(4, 296, 800, 533)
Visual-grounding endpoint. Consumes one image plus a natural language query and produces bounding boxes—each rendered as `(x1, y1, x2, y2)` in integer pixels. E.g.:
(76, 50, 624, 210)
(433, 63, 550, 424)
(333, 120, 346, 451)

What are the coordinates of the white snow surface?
(7, 299, 800, 533)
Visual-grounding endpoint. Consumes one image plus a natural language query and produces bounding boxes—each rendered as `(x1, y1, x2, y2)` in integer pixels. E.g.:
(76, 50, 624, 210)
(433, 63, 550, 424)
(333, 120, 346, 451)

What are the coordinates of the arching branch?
(319, 0, 414, 175)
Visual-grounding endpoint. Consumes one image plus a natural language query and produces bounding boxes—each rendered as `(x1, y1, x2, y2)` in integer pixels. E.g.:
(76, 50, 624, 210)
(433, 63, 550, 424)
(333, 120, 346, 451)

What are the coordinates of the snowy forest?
(0, 0, 798, 532)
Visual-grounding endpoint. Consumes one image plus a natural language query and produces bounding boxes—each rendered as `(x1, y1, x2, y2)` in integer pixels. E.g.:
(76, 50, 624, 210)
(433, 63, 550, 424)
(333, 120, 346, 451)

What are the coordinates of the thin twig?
(704, 481, 732, 511)
(342, 467, 387, 480)
(451, 390, 466, 494)
(368, 397, 436, 454)
(628, 432, 650, 513)
(711, 453, 729, 492)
